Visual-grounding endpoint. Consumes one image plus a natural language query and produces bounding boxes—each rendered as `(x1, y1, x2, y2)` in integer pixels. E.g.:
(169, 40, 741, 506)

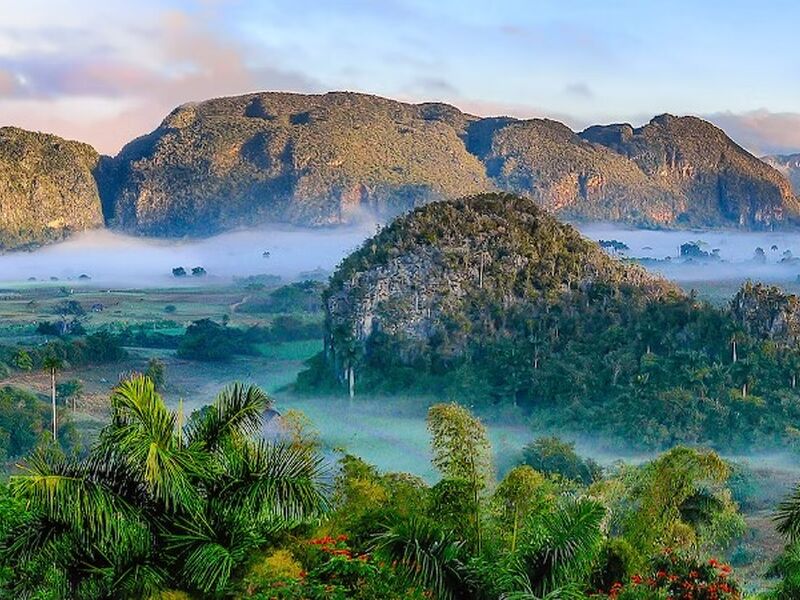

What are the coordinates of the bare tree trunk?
(51, 368, 57, 441)
(348, 366, 355, 399)
(732, 340, 737, 363)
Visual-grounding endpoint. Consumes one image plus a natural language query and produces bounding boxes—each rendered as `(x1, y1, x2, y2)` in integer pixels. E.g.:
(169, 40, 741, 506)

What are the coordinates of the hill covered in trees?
(0, 127, 104, 250)
(308, 193, 800, 450)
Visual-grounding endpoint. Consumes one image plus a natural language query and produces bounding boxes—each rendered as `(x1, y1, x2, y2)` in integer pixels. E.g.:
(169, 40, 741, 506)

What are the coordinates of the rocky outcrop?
(104, 92, 492, 236)
(2, 93, 798, 248)
(581, 115, 800, 228)
(730, 281, 800, 344)
(763, 153, 800, 195)
(103, 93, 800, 236)
(0, 127, 104, 250)
(323, 193, 677, 381)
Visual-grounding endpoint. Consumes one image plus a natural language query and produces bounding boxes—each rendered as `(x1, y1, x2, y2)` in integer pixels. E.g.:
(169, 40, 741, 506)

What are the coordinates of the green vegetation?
(0, 386, 76, 461)
(314, 194, 800, 450)
(177, 318, 323, 362)
(1, 377, 781, 598)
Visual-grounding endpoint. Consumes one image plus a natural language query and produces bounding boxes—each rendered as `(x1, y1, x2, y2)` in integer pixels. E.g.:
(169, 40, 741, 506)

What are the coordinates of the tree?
(5, 376, 327, 597)
(12, 350, 32, 372)
(426, 403, 493, 552)
(41, 354, 64, 440)
(145, 358, 166, 390)
(521, 436, 602, 485)
(492, 465, 552, 551)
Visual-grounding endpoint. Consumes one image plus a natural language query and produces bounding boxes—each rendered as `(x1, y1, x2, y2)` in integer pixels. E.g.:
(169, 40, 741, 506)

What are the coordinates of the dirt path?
(229, 295, 250, 313)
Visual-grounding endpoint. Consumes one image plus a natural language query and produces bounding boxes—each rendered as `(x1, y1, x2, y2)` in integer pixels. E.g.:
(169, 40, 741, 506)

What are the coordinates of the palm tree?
(42, 354, 64, 440)
(773, 485, 800, 598)
(6, 375, 328, 597)
(375, 498, 605, 600)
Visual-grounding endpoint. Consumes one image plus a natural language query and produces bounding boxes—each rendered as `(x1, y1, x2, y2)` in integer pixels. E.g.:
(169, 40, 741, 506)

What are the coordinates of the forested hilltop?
(308, 193, 800, 450)
(2, 91, 799, 249)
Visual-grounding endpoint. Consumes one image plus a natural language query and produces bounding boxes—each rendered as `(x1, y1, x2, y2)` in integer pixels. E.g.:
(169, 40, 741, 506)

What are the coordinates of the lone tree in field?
(42, 354, 64, 440)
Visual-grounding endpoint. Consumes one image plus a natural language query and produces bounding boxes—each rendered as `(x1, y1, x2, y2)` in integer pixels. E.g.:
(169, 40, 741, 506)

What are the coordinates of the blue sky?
(1, 0, 798, 155)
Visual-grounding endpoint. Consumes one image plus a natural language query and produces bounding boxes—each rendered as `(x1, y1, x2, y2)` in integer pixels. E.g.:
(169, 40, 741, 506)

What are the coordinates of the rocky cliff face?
(0, 127, 104, 250)
(102, 93, 800, 236)
(581, 115, 800, 228)
(730, 281, 800, 344)
(471, 118, 680, 226)
(324, 193, 676, 380)
(763, 153, 800, 195)
(105, 92, 492, 236)
(2, 93, 797, 248)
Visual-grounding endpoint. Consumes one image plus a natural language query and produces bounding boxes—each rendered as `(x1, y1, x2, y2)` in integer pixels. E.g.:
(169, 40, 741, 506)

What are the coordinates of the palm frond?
(374, 516, 468, 600)
(776, 484, 800, 542)
(512, 498, 605, 597)
(163, 514, 255, 594)
(99, 375, 211, 511)
(185, 383, 271, 451)
(218, 440, 329, 526)
(10, 451, 145, 549)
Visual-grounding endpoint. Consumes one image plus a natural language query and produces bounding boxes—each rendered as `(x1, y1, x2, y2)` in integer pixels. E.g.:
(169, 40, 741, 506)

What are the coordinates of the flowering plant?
(595, 549, 740, 600)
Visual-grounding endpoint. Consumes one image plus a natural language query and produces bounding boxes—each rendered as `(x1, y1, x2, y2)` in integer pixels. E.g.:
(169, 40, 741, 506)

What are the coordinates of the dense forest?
(1, 374, 799, 598)
(310, 194, 800, 451)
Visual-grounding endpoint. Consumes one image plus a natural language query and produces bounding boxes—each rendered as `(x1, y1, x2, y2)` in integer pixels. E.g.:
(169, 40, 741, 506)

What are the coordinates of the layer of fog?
(4, 221, 800, 288)
(0, 224, 378, 286)
(578, 223, 800, 285)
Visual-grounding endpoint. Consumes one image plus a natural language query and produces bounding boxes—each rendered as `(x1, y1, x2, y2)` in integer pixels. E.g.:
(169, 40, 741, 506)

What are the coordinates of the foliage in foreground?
(2, 376, 327, 597)
(2, 391, 798, 598)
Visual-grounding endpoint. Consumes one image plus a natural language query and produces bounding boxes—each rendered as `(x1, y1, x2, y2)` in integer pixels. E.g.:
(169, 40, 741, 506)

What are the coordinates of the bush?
(521, 436, 602, 485)
(145, 358, 166, 390)
(177, 319, 255, 361)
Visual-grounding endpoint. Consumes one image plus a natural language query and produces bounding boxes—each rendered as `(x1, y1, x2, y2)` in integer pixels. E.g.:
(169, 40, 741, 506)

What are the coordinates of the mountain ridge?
(1, 91, 799, 249)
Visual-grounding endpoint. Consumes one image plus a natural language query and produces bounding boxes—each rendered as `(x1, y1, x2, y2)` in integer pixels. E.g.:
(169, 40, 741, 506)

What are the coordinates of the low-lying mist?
(579, 223, 800, 285)
(0, 223, 379, 286)
(4, 221, 800, 291)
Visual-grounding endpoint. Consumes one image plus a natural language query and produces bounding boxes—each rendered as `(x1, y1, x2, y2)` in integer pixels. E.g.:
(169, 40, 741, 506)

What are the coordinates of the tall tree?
(427, 403, 493, 552)
(41, 354, 63, 440)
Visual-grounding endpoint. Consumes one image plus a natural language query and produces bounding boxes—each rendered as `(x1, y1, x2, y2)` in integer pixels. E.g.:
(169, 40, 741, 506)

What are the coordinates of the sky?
(1, 0, 798, 156)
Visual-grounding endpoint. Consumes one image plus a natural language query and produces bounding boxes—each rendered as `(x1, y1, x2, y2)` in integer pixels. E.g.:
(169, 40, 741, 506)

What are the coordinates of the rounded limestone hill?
(0, 127, 104, 250)
(106, 91, 493, 236)
(323, 192, 678, 382)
